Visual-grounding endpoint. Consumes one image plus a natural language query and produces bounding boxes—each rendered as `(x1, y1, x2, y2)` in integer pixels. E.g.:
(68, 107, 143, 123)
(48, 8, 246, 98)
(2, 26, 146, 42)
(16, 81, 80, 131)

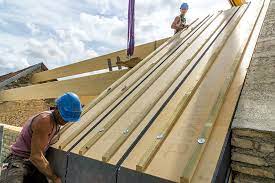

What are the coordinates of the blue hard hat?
(180, 2, 189, 10)
(56, 92, 83, 122)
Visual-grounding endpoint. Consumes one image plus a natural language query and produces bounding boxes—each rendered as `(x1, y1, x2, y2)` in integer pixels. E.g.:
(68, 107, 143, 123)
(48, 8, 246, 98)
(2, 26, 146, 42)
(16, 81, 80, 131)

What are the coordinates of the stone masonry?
(231, 0, 275, 182)
(0, 64, 55, 127)
(0, 124, 22, 163)
(0, 99, 54, 127)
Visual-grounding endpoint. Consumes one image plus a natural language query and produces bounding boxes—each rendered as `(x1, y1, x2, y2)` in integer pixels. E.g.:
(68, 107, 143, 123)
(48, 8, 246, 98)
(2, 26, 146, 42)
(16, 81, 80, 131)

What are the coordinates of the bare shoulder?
(32, 113, 52, 133)
(174, 16, 180, 21)
(172, 16, 181, 24)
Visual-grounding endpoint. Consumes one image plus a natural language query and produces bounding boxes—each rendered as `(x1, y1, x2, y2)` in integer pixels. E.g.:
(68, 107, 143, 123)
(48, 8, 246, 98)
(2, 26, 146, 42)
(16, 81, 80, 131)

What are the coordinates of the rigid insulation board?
(49, 0, 269, 182)
(47, 148, 172, 183)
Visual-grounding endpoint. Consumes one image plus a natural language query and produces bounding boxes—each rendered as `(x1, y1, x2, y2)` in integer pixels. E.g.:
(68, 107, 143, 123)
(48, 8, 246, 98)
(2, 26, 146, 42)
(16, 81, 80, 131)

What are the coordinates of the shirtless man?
(0, 92, 83, 183)
(171, 2, 189, 34)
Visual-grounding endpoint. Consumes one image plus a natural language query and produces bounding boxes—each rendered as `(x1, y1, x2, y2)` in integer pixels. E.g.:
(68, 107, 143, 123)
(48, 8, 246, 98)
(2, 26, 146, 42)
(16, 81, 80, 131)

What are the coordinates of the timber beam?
(0, 70, 128, 102)
(31, 38, 169, 84)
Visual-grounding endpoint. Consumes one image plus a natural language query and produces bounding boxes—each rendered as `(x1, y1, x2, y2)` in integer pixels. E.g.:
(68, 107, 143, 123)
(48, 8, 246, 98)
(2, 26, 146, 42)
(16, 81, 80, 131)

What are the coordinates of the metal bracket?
(107, 59, 113, 71)
(117, 56, 122, 70)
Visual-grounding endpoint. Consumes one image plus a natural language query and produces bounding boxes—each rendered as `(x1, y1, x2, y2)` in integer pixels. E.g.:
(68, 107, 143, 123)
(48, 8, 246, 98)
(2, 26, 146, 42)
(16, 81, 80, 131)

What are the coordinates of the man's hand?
(179, 24, 185, 29)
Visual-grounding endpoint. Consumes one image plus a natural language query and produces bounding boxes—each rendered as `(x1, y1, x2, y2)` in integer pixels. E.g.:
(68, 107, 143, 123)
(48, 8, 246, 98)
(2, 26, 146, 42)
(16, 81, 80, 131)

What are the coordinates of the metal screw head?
(156, 134, 164, 139)
(198, 138, 206, 144)
(123, 129, 129, 134)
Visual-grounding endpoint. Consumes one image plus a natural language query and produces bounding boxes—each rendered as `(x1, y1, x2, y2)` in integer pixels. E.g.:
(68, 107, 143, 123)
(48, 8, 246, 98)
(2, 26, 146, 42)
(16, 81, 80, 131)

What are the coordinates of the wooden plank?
(0, 70, 128, 101)
(77, 14, 217, 156)
(59, 123, 73, 135)
(72, 23, 201, 148)
(101, 12, 225, 163)
(180, 66, 237, 182)
(181, 1, 264, 182)
(79, 96, 97, 105)
(55, 18, 204, 154)
(190, 0, 270, 182)
(31, 38, 169, 84)
(50, 0, 266, 180)
(113, 6, 246, 182)
(135, 15, 232, 171)
(57, 18, 201, 154)
(75, 10, 235, 163)
(56, 18, 204, 151)
(118, 6, 244, 174)
(80, 18, 200, 117)
(79, 15, 214, 155)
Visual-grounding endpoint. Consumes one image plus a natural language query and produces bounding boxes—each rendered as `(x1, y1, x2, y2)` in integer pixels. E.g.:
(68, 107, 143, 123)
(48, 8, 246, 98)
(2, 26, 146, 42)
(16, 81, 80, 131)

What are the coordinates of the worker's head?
(55, 92, 83, 125)
(180, 2, 189, 15)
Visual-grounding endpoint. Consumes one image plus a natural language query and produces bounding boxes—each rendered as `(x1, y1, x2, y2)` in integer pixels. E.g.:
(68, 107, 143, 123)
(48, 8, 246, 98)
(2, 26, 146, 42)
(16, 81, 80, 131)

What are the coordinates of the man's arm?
(171, 16, 184, 30)
(29, 117, 61, 183)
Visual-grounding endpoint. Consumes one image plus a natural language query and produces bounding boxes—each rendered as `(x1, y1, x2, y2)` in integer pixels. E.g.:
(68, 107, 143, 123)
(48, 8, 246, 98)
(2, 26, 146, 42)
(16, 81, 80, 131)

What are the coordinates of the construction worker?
(171, 2, 189, 34)
(0, 92, 83, 183)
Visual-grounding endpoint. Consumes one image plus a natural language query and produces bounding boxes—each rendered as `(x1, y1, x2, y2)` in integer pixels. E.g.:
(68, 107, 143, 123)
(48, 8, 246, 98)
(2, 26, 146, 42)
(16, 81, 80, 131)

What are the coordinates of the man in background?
(171, 2, 189, 34)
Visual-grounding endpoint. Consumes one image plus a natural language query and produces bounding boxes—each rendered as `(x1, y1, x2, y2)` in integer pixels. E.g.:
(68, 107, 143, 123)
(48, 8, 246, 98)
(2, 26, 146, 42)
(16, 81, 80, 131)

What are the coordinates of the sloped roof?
(0, 67, 29, 82)
(51, 1, 269, 182)
(0, 63, 48, 89)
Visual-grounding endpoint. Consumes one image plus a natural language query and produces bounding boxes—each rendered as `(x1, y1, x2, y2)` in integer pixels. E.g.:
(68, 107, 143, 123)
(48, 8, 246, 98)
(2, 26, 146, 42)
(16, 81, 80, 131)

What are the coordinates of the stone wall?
(0, 99, 54, 127)
(231, 0, 275, 182)
(0, 124, 22, 163)
(231, 129, 275, 181)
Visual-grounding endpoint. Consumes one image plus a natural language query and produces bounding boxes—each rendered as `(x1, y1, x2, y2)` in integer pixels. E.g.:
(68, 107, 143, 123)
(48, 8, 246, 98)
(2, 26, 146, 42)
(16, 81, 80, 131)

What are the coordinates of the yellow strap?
(229, 0, 246, 6)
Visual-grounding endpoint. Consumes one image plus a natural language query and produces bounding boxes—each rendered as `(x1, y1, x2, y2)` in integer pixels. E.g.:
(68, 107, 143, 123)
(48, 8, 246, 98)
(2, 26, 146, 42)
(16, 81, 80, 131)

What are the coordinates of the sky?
(0, 0, 230, 75)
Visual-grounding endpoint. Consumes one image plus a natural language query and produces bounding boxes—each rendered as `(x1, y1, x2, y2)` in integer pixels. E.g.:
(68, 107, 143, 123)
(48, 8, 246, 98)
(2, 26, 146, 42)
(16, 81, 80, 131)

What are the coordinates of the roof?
(50, 1, 269, 182)
(0, 63, 48, 89)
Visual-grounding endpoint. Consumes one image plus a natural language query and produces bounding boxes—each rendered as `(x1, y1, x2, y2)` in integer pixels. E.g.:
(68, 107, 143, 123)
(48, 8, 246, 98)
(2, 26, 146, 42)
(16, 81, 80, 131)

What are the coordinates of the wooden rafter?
(31, 38, 169, 84)
(0, 70, 128, 102)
